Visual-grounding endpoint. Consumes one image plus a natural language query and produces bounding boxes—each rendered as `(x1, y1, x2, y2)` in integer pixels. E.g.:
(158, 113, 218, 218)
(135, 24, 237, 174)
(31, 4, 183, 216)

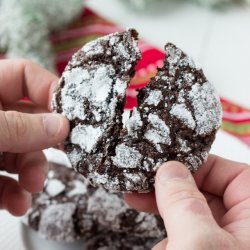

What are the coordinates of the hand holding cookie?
(0, 59, 69, 215)
(125, 155, 250, 249)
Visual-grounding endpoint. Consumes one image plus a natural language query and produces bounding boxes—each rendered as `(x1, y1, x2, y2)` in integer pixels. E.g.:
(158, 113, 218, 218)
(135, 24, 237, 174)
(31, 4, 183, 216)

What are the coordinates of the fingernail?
(158, 162, 190, 182)
(43, 114, 62, 138)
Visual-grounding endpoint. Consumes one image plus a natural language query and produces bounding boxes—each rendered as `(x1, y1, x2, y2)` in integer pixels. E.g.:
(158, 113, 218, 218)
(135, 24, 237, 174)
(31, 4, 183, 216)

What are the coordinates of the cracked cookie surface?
(52, 29, 222, 192)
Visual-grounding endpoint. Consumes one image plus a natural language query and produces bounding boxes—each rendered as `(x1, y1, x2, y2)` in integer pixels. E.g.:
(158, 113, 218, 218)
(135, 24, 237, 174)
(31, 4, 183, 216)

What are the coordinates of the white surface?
(211, 130, 250, 163)
(86, 0, 250, 108)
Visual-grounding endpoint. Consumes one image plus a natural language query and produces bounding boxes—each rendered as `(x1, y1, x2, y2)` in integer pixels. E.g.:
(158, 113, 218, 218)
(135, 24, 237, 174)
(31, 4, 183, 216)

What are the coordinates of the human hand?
(125, 155, 250, 250)
(0, 59, 69, 216)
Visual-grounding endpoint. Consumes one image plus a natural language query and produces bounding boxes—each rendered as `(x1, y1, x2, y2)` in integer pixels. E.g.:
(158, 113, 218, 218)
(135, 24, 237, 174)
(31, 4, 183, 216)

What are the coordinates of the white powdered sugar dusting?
(109, 35, 119, 46)
(47, 170, 55, 179)
(145, 90, 163, 106)
(179, 57, 195, 68)
(45, 179, 66, 197)
(125, 107, 143, 136)
(67, 149, 82, 167)
(166, 45, 182, 65)
(82, 39, 104, 57)
(135, 213, 165, 238)
(122, 109, 131, 127)
(70, 124, 103, 153)
(183, 72, 195, 85)
(165, 43, 198, 78)
(61, 68, 90, 120)
(112, 144, 142, 169)
(87, 188, 127, 227)
(117, 42, 130, 59)
(170, 103, 196, 130)
(61, 64, 118, 122)
(178, 138, 191, 153)
(185, 155, 202, 171)
(39, 203, 76, 242)
(113, 79, 127, 96)
(188, 82, 222, 135)
(123, 172, 148, 191)
(89, 171, 120, 189)
(144, 114, 171, 152)
(91, 172, 109, 185)
(68, 180, 87, 197)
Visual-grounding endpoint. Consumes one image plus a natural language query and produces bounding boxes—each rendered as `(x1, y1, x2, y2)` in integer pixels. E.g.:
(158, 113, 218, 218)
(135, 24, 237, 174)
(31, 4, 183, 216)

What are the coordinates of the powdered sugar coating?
(144, 114, 171, 152)
(145, 90, 163, 106)
(125, 107, 143, 136)
(170, 103, 196, 129)
(123, 172, 148, 191)
(70, 124, 103, 153)
(188, 82, 222, 135)
(112, 144, 142, 169)
(87, 188, 127, 226)
(39, 203, 77, 242)
(60, 64, 121, 123)
(68, 180, 87, 196)
(82, 39, 104, 57)
(178, 138, 191, 153)
(45, 179, 65, 197)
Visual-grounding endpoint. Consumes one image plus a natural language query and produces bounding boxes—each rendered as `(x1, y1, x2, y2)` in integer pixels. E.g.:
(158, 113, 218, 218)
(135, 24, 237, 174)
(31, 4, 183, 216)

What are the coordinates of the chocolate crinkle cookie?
(22, 163, 165, 243)
(87, 187, 165, 238)
(52, 29, 222, 193)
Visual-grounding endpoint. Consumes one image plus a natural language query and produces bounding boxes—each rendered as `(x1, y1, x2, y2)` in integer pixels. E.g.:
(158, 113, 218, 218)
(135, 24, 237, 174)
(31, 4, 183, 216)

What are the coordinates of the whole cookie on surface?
(52, 29, 222, 192)
(23, 162, 165, 242)
(87, 187, 165, 238)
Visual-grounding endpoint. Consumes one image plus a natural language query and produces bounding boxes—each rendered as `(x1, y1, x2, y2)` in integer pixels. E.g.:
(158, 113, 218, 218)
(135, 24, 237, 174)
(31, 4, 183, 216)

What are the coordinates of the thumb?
(0, 111, 69, 153)
(155, 161, 218, 249)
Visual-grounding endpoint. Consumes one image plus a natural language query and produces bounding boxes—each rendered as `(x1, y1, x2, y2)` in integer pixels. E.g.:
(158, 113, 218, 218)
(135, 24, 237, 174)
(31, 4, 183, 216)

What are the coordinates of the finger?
(0, 175, 31, 216)
(0, 152, 18, 173)
(155, 161, 218, 244)
(222, 166, 250, 211)
(124, 191, 227, 225)
(0, 59, 58, 110)
(203, 192, 226, 226)
(152, 238, 168, 250)
(0, 110, 69, 153)
(3, 101, 48, 114)
(17, 151, 48, 193)
(194, 154, 248, 198)
(124, 192, 158, 214)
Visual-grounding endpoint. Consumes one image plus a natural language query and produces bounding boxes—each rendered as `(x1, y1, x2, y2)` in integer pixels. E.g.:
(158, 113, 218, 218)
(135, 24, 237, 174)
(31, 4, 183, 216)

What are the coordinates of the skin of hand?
(0, 59, 69, 216)
(125, 155, 250, 250)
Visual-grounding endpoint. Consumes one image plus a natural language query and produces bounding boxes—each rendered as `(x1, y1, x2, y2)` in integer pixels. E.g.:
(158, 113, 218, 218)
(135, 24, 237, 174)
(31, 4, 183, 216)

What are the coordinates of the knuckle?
(0, 111, 26, 148)
(166, 188, 208, 215)
(168, 188, 206, 205)
(0, 111, 11, 150)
